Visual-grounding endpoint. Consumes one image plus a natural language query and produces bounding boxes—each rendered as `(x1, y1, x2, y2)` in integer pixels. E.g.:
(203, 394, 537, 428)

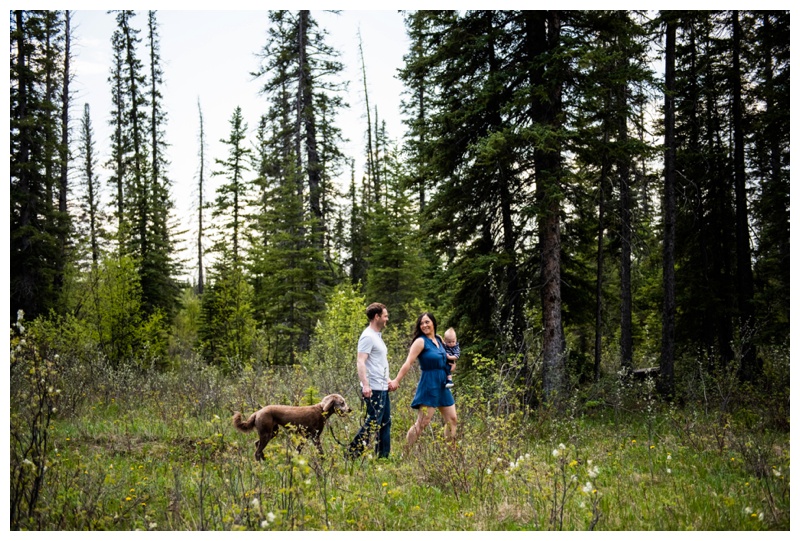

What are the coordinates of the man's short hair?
(366, 302, 387, 321)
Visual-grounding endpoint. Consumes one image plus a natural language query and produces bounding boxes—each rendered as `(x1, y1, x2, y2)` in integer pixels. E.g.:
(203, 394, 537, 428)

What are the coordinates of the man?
(347, 302, 391, 458)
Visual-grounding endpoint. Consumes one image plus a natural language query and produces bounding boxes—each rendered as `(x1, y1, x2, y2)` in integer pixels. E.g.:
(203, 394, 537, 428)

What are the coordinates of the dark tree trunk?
(731, 10, 758, 381)
(618, 74, 633, 371)
(526, 10, 566, 407)
(56, 11, 71, 300)
(659, 16, 677, 399)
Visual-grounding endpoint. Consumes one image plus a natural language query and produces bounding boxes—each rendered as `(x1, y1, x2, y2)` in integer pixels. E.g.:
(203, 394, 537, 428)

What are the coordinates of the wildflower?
(667, 454, 672, 461)
(126, 497, 132, 502)
(666, 468, 672, 474)
(486, 468, 492, 475)
(758, 513, 764, 521)
(552, 449, 560, 457)
(304, 479, 311, 485)
(382, 482, 388, 487)
(267, 512, 276, 522)
(744, 507, 753, 514)
(261, 520, 269, 529)
(251, 498, 259, 508)
(559, 443, 566, 450)
(149, 522, 157, 530)
(650, 445, 655, 450)
(631, 439, 636, 444)
(772, 468, 782, 478)
(588, 465, 600, 478)
(582, 481, 593, 493)
(569, 460, 578, 467)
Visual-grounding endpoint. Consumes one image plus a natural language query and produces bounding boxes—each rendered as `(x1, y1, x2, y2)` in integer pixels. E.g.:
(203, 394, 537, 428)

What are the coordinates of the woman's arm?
(390, 338, 424, 387)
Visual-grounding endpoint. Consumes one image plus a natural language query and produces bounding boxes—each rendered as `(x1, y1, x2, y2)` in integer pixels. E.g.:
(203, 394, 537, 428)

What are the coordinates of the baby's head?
(444, 327, 457, 348)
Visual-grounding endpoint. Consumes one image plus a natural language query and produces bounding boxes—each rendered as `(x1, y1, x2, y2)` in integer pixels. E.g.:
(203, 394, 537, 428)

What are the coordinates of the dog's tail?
(232, 411, 257, 432)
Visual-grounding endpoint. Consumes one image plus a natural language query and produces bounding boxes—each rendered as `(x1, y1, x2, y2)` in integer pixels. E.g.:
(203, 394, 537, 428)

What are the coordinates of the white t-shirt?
(358, 326, 389, 391)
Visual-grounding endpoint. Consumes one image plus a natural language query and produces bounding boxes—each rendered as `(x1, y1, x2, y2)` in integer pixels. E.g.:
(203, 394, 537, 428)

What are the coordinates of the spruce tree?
(10, 10, 63, 319)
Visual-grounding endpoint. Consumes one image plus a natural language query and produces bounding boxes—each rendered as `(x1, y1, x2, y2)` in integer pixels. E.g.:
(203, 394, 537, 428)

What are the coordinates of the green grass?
(17, 389, 789, 531)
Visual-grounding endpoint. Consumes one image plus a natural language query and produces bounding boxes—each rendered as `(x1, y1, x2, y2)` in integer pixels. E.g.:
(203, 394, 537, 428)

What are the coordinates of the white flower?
(559, 443, 566, 450)
(304, 478, 311, 485)
(588, 465, 600, 478)
(772, 468, 782, 478)
(758, 513, 764, 521)
(251, 498, 259, 508)
(582, 481, 593, 493)
(267, 512, 276, 522)
(149, 522, 157, 530)
(666, 468, 672, 474)
(486, 468, 492, 475)
(744, 507, 753, 514)
(667, 454, 672, 461)
(552, 449, 560, 457)
(261, 520, 269, 529)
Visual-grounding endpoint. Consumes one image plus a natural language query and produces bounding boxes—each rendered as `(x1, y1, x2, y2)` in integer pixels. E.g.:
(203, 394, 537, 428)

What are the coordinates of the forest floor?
(12, 362, 790, 531)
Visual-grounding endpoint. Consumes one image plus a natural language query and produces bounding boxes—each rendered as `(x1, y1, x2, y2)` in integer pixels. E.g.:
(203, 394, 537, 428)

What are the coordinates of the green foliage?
(9, 338, 789, 530)
(303, 283, 366, 379)
(10, 311, 60, 530)
(170, 288, 202, 360)
(198, 264, 257, 372)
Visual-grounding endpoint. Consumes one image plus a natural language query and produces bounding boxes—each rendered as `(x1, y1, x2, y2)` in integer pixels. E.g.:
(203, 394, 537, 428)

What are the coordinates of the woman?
(388, 312, 457, 449)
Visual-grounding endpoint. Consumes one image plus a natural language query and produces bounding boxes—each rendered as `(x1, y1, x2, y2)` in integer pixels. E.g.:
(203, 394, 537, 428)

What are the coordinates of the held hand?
(362, 386, 372, 398)
(388, 379, 398, 392)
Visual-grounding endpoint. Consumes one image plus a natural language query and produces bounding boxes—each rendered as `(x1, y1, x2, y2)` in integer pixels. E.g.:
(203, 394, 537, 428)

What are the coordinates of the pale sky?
(66, 7, 410, 281)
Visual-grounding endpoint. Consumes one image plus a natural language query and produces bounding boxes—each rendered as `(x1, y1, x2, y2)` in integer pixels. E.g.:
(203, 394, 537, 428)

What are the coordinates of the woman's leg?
(439, 405, 458, 441)
(406, 406, 436, 448)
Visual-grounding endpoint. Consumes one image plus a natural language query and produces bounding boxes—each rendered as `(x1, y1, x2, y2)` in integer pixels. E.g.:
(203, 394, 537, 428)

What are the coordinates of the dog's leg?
(313, 435, 324, 455)
(255, 434, 268, 460)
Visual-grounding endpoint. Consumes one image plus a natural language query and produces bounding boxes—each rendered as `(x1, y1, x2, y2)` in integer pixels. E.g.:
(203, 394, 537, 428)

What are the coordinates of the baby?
(442, 327, 460, 389)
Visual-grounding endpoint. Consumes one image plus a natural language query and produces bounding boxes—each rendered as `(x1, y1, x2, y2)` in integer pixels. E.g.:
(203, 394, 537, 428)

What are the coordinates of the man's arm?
(356, 351, 371, 397)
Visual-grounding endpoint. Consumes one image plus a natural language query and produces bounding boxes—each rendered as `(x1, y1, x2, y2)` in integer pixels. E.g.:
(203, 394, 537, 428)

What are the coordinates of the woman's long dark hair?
(412, 312, 438, 343)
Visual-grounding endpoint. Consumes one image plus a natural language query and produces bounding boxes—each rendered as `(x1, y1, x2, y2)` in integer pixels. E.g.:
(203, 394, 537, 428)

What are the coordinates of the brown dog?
(232, 394, 351, 460)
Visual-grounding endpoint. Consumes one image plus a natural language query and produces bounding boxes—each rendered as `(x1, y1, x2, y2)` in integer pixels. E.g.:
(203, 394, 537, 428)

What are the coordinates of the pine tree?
(364, 134, 424, 322)
(143, 9, 179, 318)
(749, 11, 789, 346)
(211, 106, 251, 266)
(10, 10, 64, 319)
(77, 102, 104, 269)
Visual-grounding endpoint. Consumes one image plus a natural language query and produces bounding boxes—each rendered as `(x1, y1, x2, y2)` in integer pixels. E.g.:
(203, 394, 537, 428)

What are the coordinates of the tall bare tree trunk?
(659, 16, 677, 399)
(197, 98, 205, 295)
(731, 10, 758, 382)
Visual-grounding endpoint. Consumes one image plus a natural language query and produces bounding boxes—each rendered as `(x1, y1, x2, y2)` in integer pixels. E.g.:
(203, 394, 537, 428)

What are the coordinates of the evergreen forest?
(9, 10, 790, 531)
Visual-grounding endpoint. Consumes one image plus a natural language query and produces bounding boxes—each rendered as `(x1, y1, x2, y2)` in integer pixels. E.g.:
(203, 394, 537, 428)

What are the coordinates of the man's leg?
(348, 393, 381, 457)
(375, 391, 391, 458)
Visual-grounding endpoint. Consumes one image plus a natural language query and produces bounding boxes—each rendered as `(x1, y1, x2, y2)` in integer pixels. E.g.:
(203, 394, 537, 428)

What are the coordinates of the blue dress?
(410, 335, 455, 409)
